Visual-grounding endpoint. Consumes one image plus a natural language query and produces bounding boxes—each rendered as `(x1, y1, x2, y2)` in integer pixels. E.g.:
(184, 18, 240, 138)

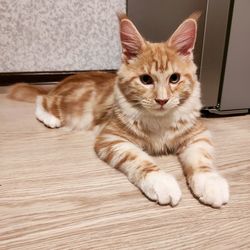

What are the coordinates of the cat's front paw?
(190, 172, 229, 208)
(139, 171, 182, 206)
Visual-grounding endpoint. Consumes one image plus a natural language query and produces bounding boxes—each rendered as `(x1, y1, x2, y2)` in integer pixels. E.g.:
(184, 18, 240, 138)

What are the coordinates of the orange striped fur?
(8, 13, 229, 208)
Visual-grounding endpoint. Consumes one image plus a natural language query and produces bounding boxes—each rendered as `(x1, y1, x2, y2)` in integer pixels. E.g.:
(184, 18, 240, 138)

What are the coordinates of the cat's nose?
(155, 98, 168, 106)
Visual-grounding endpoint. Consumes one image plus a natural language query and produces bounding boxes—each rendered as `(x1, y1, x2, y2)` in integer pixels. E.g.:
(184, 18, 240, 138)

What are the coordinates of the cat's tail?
(7, 83, 52, 103)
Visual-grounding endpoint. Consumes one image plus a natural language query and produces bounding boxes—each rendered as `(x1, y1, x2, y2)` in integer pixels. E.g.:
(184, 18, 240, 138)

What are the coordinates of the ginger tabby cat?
(8, 13, 229, 208)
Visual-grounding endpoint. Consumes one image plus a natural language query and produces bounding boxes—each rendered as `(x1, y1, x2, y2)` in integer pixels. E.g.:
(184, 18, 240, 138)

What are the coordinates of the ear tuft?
(168, 18, 197, 56)
(188, 10, 202, 22)
(119, 15, 145, 60)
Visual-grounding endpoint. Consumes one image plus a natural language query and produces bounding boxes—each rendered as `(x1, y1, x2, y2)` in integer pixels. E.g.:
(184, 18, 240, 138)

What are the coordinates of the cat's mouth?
(159, 106, 165, 110)
(150, 106, 170, 116)
(155, 105, 167, 111)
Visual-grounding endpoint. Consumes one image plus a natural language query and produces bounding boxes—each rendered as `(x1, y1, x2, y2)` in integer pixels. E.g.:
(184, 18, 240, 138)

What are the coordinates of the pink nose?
(155, 99, 168, 106)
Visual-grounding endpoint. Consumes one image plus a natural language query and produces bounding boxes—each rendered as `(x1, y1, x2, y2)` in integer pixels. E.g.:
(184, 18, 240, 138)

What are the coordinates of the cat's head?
(117, 13, 201, 116)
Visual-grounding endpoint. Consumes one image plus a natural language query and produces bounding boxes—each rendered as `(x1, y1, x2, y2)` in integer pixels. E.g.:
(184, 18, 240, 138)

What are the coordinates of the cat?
(8, 13, 229, 208)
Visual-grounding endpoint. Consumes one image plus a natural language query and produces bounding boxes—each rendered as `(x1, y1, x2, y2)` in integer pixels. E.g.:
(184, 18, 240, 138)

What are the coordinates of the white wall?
(0, 0, 126, 72)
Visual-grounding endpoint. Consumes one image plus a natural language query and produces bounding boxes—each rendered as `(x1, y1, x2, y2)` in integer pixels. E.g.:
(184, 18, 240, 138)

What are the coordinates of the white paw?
(35, 96, 61, 128)
(190, 172, 229, 208)
(139, 171, 182, 206)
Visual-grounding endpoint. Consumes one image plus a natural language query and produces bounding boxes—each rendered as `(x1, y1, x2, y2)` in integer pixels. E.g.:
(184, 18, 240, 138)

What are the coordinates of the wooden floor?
(0, 92, 250, 250)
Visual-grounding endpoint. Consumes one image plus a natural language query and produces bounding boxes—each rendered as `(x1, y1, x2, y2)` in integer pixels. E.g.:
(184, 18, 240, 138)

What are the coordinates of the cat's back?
(49, 71, 117, 97)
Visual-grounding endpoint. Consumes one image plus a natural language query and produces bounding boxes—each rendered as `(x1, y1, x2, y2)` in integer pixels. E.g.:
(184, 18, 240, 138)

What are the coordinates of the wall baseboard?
(0, 70, 116, 86)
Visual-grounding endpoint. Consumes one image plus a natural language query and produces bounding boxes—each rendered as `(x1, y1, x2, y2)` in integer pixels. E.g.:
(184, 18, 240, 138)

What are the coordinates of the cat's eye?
(169, 73, 180, 84)
(139, 74, 154, 85)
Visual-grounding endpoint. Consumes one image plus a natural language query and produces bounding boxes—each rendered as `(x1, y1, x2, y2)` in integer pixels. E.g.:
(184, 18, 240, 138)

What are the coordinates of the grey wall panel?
(220, 0, 250, 110)
(199, 0, 230, 108)
(0, 0, 126, 72)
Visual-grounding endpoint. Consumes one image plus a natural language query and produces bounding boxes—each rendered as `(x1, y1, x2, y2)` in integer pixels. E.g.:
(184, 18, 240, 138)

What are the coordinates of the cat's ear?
(119, 15, 145, 60)
(168, 16, 198, 56)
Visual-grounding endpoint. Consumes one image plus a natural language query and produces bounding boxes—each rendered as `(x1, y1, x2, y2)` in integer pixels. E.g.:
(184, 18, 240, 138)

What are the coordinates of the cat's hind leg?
(35, 95, 61, 128)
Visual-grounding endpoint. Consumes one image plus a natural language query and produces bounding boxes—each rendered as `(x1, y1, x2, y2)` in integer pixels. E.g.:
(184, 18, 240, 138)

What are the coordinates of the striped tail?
(7, 83, 52, 103)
